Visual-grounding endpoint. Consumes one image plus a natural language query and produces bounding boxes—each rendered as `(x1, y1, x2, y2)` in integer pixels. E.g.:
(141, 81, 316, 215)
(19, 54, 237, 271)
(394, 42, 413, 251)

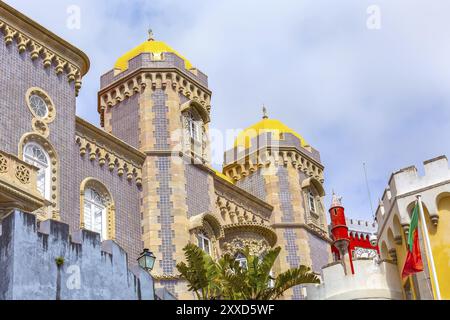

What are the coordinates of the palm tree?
(176, 244, 320, 300)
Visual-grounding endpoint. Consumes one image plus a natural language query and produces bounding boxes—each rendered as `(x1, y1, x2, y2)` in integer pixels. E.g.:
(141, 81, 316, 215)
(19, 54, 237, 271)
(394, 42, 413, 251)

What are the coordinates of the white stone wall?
(0, 210, 154, 300)
(376, 156, 450, 253)
(305, 259, 403, 300)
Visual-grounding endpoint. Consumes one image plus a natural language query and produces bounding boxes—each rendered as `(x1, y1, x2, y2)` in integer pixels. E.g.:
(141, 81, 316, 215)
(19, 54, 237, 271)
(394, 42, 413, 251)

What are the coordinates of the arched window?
(308, 191, 316, 213)
(197, 232, 211, 255)
(83, 188, 107, 240)
(23, 142, 51, 199)
(235, 253, 248, 269)
(183, 109, 203, 142)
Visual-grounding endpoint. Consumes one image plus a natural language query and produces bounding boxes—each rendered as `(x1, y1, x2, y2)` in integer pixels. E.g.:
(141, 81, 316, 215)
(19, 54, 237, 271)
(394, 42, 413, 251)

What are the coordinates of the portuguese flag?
(402, 202, 424, 278)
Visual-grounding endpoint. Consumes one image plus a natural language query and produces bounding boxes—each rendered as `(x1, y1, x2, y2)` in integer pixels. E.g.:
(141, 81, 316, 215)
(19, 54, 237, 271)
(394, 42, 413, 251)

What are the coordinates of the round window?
(29, 94, 49, 118)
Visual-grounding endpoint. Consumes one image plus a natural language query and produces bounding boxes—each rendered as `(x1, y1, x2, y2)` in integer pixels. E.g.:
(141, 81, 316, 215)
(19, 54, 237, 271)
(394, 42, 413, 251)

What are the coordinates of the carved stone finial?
(262, 105, 268, 119)
(330, 191, 343, 208)
(148, 28, 155, 41)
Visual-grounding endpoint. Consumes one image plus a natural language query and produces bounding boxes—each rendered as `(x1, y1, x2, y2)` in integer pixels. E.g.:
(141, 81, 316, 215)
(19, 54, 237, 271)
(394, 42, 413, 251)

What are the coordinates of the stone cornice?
(0, 2, 90, 95)
(226, 146, 324, 171)
(75, 117, 145, 187)
(271, 222, 332, 243)
(213, 174, 274, 212)
(98, 68, 212, 126)
(100, 67, 212, 96)
(151, 274, 183, 281)
(223, 147, 324, 183)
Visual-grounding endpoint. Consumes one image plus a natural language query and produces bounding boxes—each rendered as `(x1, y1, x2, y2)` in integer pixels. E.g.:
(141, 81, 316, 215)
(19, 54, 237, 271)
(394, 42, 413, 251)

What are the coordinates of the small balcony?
(0, 150, 45, 219)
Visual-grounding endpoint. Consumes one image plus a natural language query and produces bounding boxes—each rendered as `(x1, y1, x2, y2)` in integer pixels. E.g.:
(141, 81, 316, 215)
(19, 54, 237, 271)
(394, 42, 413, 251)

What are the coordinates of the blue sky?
(6, 0, 450, 222)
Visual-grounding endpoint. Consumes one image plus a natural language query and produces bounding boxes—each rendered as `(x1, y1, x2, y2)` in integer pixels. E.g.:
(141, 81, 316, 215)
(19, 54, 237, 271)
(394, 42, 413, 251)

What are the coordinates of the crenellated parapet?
(346, 218, 377, 239)
(0, 2, 89, 96)
(98, 55, 212, 127)
(0, 210, 154, 300)
(223, 147, 324, 183)
(75, 117, 145, 187)
(376, 155, 450, 264)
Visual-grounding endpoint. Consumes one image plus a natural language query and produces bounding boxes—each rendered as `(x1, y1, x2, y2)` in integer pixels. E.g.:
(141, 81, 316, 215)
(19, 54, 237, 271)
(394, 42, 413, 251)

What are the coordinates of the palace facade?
(376, 155, 450, 300)
(0, 1, 333, 299)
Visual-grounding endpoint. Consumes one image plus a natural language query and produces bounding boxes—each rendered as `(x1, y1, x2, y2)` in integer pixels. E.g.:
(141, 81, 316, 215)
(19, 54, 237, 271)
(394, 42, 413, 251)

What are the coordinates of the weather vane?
(262, 105, 268, 119)
(148, 28, 154, 41)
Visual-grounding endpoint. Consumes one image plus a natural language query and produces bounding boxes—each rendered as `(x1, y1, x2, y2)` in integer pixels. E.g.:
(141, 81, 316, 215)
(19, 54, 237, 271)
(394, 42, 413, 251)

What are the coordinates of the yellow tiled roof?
(114, 40, 193, 72)
(234, 118, 307, 148)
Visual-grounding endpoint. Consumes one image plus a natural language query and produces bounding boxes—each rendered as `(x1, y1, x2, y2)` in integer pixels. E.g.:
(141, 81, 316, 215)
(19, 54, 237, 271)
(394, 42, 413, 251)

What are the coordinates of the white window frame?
(23, 142, 51, 200)
(29, 94, 49, 118)
(235, 253, 248, 269)
(197, 232, 211, 255)
(308, 191, 316, 213)
(83, 188, 107, 240)
(185, 111, 203, 142)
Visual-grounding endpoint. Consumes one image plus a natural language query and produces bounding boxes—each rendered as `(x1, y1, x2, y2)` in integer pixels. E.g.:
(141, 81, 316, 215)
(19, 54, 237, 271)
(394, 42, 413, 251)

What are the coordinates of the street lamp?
(137, 248, 156, 272)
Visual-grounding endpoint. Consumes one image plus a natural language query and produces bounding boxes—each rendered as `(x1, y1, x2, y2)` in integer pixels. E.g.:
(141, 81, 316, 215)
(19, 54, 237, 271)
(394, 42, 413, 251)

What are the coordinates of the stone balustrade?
(0, 150, 44, 217)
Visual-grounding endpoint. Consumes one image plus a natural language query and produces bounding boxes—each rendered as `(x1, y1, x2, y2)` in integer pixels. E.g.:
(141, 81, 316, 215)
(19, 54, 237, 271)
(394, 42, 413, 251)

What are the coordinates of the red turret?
(329, 193, 349, 243)
(329, 192, 379, 275)
(329, 193, 351, 274)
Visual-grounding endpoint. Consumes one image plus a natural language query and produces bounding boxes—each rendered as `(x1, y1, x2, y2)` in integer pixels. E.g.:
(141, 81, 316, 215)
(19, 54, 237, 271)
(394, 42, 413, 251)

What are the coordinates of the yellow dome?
(114, 39, 193, 72)
(234, 118, 307, 148)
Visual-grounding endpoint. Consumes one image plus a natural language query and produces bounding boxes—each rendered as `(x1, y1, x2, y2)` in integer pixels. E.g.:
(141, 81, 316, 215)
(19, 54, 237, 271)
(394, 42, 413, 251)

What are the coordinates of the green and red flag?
(402, 202, 424, 278)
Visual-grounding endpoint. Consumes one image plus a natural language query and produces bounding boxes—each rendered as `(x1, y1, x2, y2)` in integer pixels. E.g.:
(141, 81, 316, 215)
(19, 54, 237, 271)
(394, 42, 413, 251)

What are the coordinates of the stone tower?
(223, 112, 332, 299)
(98, 34, 216, 297)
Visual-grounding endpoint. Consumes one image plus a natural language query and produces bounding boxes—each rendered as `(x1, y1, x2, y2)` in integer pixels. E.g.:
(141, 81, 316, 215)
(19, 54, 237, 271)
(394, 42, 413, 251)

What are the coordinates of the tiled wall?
(308, 233, 330, 274)
(236, 168, 267, 201)
(110, 94, 140, 148)
(277, 167, 295, 223)
(152, 89, 170, 150)
(71, 155, 142, 262)
(0, 37, 142, 263)
(185, 164, 211, 218)
(155, 157, 176, 274)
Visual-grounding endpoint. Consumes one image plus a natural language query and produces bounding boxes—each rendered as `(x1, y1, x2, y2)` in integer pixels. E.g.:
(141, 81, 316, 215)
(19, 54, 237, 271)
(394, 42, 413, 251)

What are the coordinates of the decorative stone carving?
(224, 149, 324, 183)
(0, 154, 8, 173)
(222, 239, 270, 257)
(215, 193, 268, 227)
(0, 19, 85, 96)
(0, 151, 44, 216)
(75, 118, 145, 188)
(98, 71, 211, 127)
(15, 164, 31, 184)
(32, 119, 49, 137)
(26, 87, 56, 124)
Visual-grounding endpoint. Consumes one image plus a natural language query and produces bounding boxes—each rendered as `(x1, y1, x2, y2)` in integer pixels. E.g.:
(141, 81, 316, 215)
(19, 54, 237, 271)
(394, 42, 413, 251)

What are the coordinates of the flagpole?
(416, 195, 441, 300)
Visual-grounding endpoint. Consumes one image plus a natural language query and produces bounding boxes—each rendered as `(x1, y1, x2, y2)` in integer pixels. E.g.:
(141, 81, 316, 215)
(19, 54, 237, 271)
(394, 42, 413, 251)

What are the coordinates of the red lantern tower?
(329, 193, 351, 274)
